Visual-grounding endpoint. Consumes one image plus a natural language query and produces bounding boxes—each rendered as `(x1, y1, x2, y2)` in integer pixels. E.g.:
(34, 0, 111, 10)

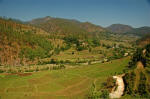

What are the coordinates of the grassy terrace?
(0, 57, 129, 99)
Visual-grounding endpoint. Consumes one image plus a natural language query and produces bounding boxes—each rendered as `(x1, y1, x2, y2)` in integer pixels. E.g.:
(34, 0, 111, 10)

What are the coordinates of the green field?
(0, 57, 130, 99)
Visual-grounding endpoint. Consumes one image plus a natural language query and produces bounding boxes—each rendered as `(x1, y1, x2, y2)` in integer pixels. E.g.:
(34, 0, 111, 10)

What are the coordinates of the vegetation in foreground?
(123, 44, 150, 98)
(0, 57, 129, 99)
(0, 16, 150, 99)
(97, 44, 150, 99)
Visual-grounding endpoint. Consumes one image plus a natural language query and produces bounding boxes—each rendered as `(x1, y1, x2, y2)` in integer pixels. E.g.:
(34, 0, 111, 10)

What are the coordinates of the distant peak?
(107, 24, 133, 33)
(44, 16, 52, 20)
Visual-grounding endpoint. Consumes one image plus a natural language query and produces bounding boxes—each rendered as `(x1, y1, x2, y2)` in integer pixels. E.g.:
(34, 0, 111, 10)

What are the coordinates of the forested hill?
(0, 17, 52, 66)
(123, 44, 150, 98)
(107, 24, 150, 37)
(0, 17, 114, 66)
(126, 26, 150, 37)
(28, 16, 105, 37)
(136, 34, 150, 47)
(0, 17, 142, 66)
(107, 24, 133, 33)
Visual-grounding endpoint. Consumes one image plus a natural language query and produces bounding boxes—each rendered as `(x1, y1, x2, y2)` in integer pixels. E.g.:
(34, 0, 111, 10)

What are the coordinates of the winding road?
(109, 75, 125, 98)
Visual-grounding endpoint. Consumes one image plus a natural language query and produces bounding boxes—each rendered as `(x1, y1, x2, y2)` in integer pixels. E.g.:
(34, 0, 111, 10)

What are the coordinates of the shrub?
(35, 67, 39, 72)
(54, 47, 60, 55)
(100, 90, 109, 99)
(105, 77, 116, 91)
(123, 71, 136, 95)
(60, 60, 64, 64)
(0, 69, 4, 73)
(92, 39, 100, 47)
(63, 36, 79, 45)
(65, 60, 71, 64)
(138, 72, 148, 97)
(76, 45, 85, 51)
(60, 64, 65, 69)
(50, 59, 59, 64)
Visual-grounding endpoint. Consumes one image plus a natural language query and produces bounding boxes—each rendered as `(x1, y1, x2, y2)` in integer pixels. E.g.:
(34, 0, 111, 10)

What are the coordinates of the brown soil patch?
(136, 61, 144, 69)
(3, 73, 32, 76)
(18, 73, 32, 76)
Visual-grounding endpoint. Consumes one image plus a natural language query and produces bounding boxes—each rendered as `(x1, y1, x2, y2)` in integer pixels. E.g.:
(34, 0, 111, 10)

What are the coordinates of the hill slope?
(28, 16, 105, 38)
(136, 34, 150, 47)
(0, 17, 137, 66)
(127, 26, 150, 37)
(123, 44, 150, 98)
(107, 24, 150, 37)
(0, 18, 52, 66)
(107, 24, 133, 33)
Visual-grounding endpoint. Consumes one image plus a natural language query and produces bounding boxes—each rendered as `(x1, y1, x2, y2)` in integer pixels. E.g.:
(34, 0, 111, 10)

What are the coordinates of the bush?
(88, 83, 101, 98)
(60, 64, 65, 69)
(100, 90, 109, 99)
(60, 60, 64, 64)
(123, 71, 136, 95)
(0, 69, 4, 73)
(92, 39, 100, 47)
(50, 59, 59, 64)
(76, 45, 85, 51)
(54, 47, 61, 55)
(127, 48, 145, 69)
(138, 72, 148, 97)
(105, 77, 116, 91)
(63, 36, 79, 45)
(36, 67, 39, 72)
(65, 60, 71, 64)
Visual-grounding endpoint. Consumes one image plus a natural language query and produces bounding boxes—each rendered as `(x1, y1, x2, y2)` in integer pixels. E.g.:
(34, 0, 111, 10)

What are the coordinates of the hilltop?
(107, 24, 133, 33)
(28, 16, 105, 38)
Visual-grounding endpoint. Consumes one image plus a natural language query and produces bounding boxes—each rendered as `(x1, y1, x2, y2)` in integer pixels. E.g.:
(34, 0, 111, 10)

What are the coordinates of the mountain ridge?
(107, 24, 133, 33)
(28, 16, 105, 36)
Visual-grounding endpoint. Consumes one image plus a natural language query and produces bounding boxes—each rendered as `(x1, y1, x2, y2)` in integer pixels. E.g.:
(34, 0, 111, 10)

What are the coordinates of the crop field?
(0, 57, 130, 99)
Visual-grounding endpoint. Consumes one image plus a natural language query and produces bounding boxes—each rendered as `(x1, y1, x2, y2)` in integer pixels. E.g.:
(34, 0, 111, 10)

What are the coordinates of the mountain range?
(0, 16, 150, 65)
(27, 16, 150, 37)
(106, 24, 150, 36)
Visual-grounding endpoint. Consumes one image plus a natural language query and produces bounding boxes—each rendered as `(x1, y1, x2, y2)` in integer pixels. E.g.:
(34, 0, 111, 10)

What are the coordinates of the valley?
(0, 57, 129, 99)
(0, 16, 150, 99)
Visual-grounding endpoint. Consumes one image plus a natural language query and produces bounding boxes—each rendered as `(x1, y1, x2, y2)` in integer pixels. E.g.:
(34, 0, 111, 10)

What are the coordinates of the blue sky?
(0, 0, 150, 27)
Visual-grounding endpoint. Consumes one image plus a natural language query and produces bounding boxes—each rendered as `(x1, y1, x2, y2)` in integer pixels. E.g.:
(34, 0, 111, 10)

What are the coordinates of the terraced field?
(0, 57, 130, 99)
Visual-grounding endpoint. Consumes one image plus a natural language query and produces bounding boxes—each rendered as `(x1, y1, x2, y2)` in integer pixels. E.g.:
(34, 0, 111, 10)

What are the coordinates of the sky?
(0, 0, 150, 28)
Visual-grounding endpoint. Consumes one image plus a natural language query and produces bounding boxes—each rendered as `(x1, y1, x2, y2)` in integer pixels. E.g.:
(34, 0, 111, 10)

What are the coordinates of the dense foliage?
(123, 44, 150, 98)
(126, 44, 150, 70)
(0, 18, 52, 65)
